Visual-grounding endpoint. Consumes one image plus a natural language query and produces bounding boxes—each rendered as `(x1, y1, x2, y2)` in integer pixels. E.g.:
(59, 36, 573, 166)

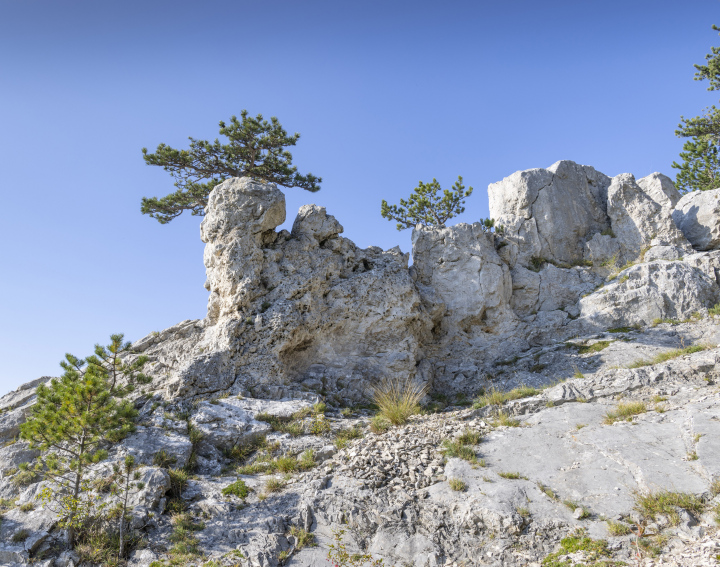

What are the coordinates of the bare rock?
(672, 188, 720, 251)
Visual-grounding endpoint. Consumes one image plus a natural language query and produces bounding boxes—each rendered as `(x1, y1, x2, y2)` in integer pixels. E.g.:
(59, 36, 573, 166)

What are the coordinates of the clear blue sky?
(0, 0, 717, 394)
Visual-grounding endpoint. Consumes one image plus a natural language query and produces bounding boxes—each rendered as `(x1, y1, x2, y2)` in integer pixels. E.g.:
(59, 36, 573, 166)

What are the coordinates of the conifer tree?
(109, 455, 144, 559)
(673, 25, 720, 192)
(380, 176, 473, 230)
(141, 110, 322, 223)
(19, 335, 148, 547)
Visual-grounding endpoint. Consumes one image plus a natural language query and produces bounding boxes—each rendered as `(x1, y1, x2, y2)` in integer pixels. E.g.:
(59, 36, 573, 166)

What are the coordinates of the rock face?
(6, 161, 720, 567)
(673, 188, 720, 250)
(135, 177, 432, 404)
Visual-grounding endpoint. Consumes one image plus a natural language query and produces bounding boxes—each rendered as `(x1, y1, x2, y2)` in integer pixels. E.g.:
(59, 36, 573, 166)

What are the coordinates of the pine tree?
(380, 176, 473, 230)
(109, 455, 144, 559)
(673, 25, 720, 192)
(141, 110, 322, 224)
(19, 335, 148, 547)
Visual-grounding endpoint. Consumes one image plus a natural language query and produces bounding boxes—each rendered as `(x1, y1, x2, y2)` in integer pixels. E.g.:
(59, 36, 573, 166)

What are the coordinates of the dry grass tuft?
(373, 379, 427, 426)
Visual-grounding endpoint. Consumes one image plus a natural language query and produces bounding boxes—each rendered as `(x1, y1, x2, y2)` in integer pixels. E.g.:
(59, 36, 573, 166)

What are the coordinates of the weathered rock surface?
(5, 161, 720, 566)
(673, 188, 720, 251)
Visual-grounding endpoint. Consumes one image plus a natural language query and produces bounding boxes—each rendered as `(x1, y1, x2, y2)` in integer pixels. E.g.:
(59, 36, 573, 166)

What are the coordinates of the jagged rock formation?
(3, 161, 720, 567)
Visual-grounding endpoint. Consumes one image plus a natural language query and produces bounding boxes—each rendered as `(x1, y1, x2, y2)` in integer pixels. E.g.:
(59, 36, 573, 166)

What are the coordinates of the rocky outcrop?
(134, 177, 432, 405)
(6, 160, 720, 567)
(673, 188, 720, 250)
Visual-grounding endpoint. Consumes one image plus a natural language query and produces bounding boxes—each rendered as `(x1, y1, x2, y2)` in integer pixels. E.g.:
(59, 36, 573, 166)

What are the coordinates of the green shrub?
(168, 468, 189, 499)
(606, 520, 632, 536)
(264, 477, 286, 494)
(441, 439, 477, 464)
(448, 478, 467, 491)
(11, 529, 29, 543)
(498, 471, 527, 480)
(19, 502, 34, 512)
(369, 415, 391, 434)
(334, 427, 363, 449)
(288, 525, 316, 549)
(222, 479, 249, 499)
(309, 415, 331, 435)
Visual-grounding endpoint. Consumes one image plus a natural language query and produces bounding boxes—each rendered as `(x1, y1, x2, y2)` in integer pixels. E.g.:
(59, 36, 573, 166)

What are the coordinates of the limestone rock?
(190, 399, 271, 452)
(607, 173, 691, 264)
(636, 172, 682, 209)
(489, 160, 611, 266)
(577, 261, 720, 329)
(672, 188, 720, 250)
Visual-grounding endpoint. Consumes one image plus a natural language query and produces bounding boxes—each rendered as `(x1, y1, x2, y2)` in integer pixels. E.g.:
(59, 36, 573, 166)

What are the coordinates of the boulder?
(577, 261, 720, 329)
(488, 160, 611, 266)
(672, 188, 720, 250)
(606, 173, 691, 264)
(190, 399, 270, 451)
(636, 172, 682, 209)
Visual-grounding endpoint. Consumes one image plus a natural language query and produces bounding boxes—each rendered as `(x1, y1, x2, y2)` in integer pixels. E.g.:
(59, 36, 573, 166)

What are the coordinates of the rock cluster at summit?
(2, 160, 720, 566)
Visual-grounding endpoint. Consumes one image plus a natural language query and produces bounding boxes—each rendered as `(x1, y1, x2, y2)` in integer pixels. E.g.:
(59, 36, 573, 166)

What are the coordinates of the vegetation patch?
(626, 344, 710, 369)
(498, 471, 527, 480)
(632, 489, 705, 526)
(606, 520, 632, 536)
(221, 479, 249, 499)
(441, 439, 478, 464)
(541, 529, 619, 567)
(373, 379, 426, 426)
(448, 478, 467, 491)
(603, 402, 647, 425)
(473, 385, 539, 409)
(567, 340, 613, 355)
(334, 427, 362, 449)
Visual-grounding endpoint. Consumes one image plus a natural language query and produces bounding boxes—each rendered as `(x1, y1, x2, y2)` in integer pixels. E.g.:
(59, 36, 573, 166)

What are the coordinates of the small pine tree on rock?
(380, 176, 473, 230)
(141, 110, 322, 223)
(19, 335, 148, 547)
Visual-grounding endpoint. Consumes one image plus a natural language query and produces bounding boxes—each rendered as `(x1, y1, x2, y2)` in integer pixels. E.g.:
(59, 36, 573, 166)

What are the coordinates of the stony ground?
(2, 319, 720, 567)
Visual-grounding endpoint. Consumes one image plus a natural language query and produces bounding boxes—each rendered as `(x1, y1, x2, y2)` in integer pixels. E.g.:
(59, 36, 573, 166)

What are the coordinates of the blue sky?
(0, 0, 717, 393)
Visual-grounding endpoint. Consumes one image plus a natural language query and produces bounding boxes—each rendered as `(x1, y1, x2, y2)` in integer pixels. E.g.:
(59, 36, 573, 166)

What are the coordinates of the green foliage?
(473, 385, 539, 409)
(498, 471, 527, 480)
(606, 520, 632, 536)
(334, 427, 363, 449)
(327, 527, 385, 567)
(542, 530, 616, 567)
(603, 402, 647, 424)
(19, 336, 144, 546)
(153, 450, 177, 468)
(567, 340, 613, 355)
(141, 111, 321, 224)
(108, 454, 144, 558)
(441, 439, 478, 464)
(626, 344, 710, 369)
(288, 525, 316, 549)
(222, 479, 250, 499)
(381, 176, 473, 230)
(632, 489, 705, 526)
(673, 26, 720, 192)
(448, 478, 467, 491)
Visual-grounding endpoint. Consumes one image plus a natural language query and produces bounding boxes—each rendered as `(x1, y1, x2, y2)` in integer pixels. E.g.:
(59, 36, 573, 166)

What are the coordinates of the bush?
(153, 450, 177, 468)
(222, 479, 249, 499)
(372, 379, 426, 426)
(448, 478, 467, 491)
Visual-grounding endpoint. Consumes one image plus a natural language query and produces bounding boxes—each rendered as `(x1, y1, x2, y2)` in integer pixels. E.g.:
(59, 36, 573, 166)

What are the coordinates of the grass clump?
(517, 506, 531, 519)
(537, 482, 557, 500)
(473, 385, 539, 409)
(11, 529, 29, 543)
(372, 378, 426, 426)
(709, 303, 720, 316)
(369, 414, 391, 434)
(441, 439, 478, 464)
(255, 413, 305, 437)
(498, 471, 527, 480)
(603, 401, 647, 425)
(632, 489, 705, 526)
(626, 344, 710, 369)
(606, 520, 632, 536)
(19, 502, 35, 512)
(168, 513, 204, 560)
(448, 478, 467, 491)
(457, 429, 483, 445)
(222, 479, 249, 499)
(334, 427, 362, 449)
(308, 414, 331, 435)
(263, 477, 286, 494)
(490, 411, 521, 427)
(153, 449, 178, 468)
(288, 525, 315, 549)
(542, 529, 614, 566)
(567, 340, 613, 355)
